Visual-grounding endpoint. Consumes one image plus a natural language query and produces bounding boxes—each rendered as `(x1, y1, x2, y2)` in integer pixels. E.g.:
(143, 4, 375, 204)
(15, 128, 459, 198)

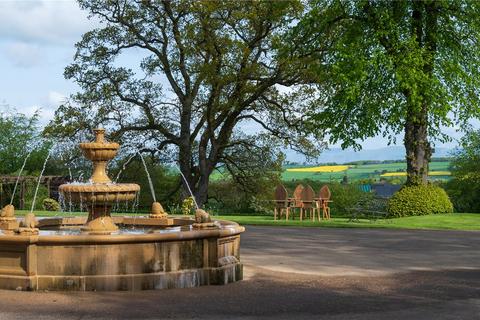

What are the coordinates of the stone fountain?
(0, 129, 244, 291)
(59, 128, 140, 234)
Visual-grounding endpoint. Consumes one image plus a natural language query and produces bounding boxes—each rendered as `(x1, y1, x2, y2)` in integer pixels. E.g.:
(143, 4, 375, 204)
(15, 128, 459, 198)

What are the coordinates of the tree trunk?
(194, 174, 210, 208)
(178, 141, 195, 202)
(403, 2, 435, 186)
(404, 108, 432, 186)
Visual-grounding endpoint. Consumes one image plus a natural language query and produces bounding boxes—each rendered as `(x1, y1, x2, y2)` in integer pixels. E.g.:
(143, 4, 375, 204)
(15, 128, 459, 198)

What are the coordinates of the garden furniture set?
(273, 184, 332, 221)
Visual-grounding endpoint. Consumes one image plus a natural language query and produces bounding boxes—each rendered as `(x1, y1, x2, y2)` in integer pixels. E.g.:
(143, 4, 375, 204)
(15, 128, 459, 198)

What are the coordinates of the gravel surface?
(0, 226, 478, 319)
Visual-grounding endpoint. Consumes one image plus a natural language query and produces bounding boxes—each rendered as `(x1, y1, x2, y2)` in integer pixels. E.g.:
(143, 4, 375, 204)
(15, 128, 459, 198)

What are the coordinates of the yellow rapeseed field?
(380, 171, 451, 177)
(286, 165, 350, 173)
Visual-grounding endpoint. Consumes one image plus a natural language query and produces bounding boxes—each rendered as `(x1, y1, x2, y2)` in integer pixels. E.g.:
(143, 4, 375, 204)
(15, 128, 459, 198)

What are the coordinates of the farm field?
(209, 160, 451, 182)
(282, 161, 451, 182)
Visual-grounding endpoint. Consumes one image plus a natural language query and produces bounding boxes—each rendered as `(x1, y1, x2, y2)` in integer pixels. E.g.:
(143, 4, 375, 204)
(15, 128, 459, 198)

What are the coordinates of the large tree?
(46, 0, 322, 205)
(291, 0, 480, 185)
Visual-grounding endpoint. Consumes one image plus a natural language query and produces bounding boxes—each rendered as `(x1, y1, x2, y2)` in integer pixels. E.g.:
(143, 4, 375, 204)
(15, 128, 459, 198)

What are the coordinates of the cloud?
(12, 91, 65, 125)
(0, 1, 92, 45)
(3, 42, 43, 68)
(46, 91, 66, 108)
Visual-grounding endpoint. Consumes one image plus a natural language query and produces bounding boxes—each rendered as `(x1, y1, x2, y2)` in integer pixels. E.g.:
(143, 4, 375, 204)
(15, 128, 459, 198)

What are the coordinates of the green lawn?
(13, 210, 480, 231)
(215, 213, 480, 231)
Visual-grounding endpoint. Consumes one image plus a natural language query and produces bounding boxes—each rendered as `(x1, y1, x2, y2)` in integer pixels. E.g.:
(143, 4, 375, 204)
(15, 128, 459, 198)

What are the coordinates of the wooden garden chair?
(273, 184, 289, 220)
(287, 184, 304, 220)
(301, 184, 316, 221)
(316, 185, 332, 220)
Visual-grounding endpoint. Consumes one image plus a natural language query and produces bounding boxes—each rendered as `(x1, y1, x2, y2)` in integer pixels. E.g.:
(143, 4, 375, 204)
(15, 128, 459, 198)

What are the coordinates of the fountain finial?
(94, 128, 106, 143)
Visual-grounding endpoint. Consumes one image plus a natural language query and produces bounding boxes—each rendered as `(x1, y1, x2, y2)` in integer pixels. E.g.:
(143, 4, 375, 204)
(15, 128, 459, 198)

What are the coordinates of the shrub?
(181, 197, 195, 215)
(444, 178, 480, 213)
(387, 184, 453, 217)
(443, 129, 480, 213)
(42, 198, 60, 212)
(328, 183, 373, 217)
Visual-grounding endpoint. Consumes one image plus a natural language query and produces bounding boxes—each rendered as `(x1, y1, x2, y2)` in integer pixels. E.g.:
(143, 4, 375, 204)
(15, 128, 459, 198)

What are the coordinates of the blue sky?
(0, 0, 475, 155)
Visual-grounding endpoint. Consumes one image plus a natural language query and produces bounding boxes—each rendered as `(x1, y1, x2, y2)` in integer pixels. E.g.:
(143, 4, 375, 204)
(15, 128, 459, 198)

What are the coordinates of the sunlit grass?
(13, 210, 478, 231)
(215, 213, 480, 231)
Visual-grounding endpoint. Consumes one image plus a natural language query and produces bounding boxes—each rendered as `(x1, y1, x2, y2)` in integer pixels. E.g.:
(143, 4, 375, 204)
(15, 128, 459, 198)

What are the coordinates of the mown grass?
(14, 210, 480, 231)
(214, 213, 480, 231)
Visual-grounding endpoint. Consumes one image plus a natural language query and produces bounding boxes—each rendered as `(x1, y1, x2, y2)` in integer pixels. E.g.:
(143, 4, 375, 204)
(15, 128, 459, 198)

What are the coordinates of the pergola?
(0, 176, 69, 210)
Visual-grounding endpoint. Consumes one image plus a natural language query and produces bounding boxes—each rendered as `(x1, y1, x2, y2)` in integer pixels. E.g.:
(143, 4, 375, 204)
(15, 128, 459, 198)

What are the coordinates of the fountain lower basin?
(0, 216, 244, 291)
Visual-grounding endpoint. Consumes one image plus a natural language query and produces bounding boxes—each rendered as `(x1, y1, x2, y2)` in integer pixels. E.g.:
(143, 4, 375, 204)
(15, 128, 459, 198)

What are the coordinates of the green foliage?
(23, 183, 49, 212)
(112, 158, 181, 211)
(293, 0, 480, 147)
(0, 108, 51, 175)
(324, 183, 372, 217)
(444, 130, 480, 212)
(288, 0, 480, 184)
(45, 0, 323, 206)
(207, 173, 281, 216)
(42, 198, 60, 212)
(181, 197, 195, 215)
(387, 184, 453, 217)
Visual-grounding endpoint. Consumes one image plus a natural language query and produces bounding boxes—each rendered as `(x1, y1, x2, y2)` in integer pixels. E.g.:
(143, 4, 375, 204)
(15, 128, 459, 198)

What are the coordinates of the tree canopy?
(0, 108, 51, 175)
(45, 0, 323, 205)
(290, 0, 480, 185)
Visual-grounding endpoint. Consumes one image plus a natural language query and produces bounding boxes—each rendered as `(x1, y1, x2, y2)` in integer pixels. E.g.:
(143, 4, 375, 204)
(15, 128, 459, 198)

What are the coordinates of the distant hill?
(285, 146, 454, 164)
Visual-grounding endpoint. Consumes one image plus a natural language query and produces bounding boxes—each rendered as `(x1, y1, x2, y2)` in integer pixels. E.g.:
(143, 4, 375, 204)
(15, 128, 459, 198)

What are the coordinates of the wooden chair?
(287, 184, 304, 220)
(301, 185, 316, 221)
(316, 185, 332, 220)
(273, 184, 289, 220)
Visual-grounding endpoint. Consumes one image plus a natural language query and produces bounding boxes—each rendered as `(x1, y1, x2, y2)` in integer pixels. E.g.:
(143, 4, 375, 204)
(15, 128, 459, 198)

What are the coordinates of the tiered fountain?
(0, 129, 244, 291)
(59, 128, 140, 233)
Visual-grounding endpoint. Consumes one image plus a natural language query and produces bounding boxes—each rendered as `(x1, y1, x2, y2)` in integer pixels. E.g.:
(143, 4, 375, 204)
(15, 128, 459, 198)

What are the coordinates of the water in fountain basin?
(10, 150, 33, 205)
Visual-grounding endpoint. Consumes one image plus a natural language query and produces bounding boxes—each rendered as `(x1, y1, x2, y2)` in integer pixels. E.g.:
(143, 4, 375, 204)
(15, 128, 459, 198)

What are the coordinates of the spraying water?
(137, 152, 156, 202)
(10, 151, 33, 205)
(114, 153, 137, 182)
(30, 149, 52, 213)
(179, 170, 199, 210)
(152, 146, 200, 210)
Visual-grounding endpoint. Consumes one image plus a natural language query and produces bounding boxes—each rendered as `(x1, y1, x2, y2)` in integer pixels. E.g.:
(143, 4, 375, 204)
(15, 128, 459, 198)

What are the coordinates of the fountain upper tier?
(59, 129, 140, 233)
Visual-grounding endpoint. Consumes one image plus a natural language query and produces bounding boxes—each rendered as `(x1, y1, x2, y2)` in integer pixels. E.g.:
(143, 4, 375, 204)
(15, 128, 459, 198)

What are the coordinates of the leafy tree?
(290, 0, 480, 185)
(0, 108, 51, 175)
(445, 130, 480, 212)
(45, 0, 323, 206)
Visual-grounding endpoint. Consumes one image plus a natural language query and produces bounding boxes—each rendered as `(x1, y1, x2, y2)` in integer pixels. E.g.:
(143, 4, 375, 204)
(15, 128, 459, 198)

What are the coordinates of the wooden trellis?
(0, 176, 69, 209)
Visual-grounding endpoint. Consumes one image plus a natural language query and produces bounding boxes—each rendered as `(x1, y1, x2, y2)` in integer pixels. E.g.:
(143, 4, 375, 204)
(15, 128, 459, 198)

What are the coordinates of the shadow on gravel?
(0, 268, 478, 319)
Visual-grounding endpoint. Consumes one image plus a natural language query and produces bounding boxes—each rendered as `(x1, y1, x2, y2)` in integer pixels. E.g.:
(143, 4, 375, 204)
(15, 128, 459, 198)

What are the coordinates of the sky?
(0, 0, 476, 158)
